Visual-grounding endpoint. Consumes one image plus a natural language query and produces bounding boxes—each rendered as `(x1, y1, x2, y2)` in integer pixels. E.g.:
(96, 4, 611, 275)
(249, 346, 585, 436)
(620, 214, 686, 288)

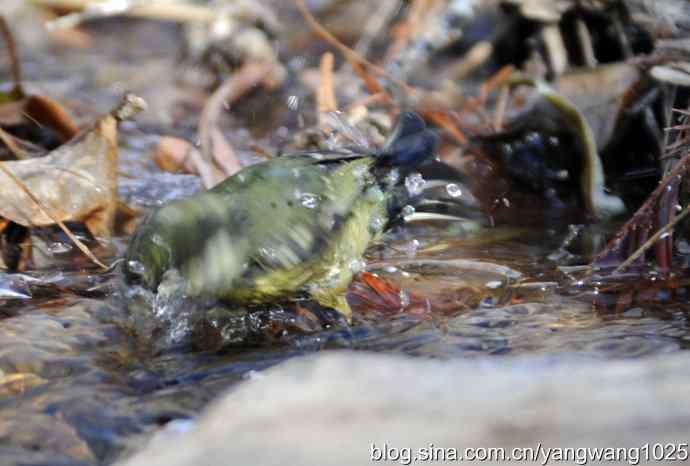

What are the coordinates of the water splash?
(446, 183, 462, 198)
(405, 172, 426, 196)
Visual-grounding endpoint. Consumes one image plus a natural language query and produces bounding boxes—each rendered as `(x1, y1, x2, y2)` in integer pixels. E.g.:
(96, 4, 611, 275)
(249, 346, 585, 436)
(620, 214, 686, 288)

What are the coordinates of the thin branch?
(614, 203, 690, 273)
(294, 0, 415, 95)
(0, 16, 23, 95)
(594, 150, 690, 266)
(317, 52, 337, 125)
(355, 0, 401, 58)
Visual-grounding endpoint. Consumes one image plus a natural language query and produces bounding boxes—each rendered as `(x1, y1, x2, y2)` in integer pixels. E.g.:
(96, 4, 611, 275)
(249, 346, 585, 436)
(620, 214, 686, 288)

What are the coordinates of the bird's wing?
(180, 156, 376, 298)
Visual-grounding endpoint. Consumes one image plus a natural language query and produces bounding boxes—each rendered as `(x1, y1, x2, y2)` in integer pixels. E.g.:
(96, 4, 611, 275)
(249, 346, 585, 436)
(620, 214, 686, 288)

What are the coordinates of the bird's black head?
(377, 112, 439, 170)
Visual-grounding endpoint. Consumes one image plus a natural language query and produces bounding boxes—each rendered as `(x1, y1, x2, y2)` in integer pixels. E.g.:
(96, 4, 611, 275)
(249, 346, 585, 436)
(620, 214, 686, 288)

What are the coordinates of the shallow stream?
(2, 7, 690, 466)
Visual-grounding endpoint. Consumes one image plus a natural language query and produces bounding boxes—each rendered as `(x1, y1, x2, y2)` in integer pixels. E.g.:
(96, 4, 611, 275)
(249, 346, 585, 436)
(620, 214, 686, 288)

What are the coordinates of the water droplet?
(485, 280, 502, 289)
(399, 290, 410, 307)
(127, 260, 146, 275)
(660, 232, 671, 239)
(369, 216, 385, 233)
(555, 170, 569, 180)
(152, 234, 166, 247)
(164, 418, 197, 435)
(525, 132, 541, 144)
(402, 205, 416, 217)
(404, 239, 421, 257)
(383, 265, 398, 273)
(47, 242, 72, 254)
(446, 183, 462, 198)
(349, 259, 366, 273)
(405, 172, 426, 196)
(353, 164, 368, 179)
(290, 56, 307, 70)
(385, 168, 400, 187)
(363, 187, 383, 204)
(243, 370, 266, 381)
(300, 193, 319, 209)
(287, 95, 299, 110)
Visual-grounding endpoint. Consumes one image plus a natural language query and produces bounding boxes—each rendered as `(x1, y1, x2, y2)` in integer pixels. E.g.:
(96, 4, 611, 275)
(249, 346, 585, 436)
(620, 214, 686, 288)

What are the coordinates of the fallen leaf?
(153, 136, 198, 175)
(0, 94, 146, 240)
(22, 94, 80, 143)
(0, 15, 79, 155)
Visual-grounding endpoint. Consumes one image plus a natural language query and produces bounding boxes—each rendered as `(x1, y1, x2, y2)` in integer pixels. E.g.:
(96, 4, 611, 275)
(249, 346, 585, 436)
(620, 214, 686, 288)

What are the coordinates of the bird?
(124, 112, 448, 321)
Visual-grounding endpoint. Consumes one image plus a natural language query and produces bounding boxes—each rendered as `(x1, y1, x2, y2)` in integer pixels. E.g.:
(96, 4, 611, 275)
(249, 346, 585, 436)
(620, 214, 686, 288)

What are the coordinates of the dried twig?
(317, 52, 337, 120)
(0, 16, 23, 95)
(594, 149, 690, 267)
(493, 86, 510, 132)
(294, 0, 414, 95)
(448, 41, 494, 81)
(384, 0, 430, 63)
(355, 0, 401, 58)
(422, 111, 468, 145)
(614, 203, 690, 273)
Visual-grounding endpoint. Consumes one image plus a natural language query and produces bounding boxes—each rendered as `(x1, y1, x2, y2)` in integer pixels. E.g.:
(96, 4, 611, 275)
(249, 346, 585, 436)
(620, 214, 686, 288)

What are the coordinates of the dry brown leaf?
(0, 94, 145, 240)
(115, 200, 141, 236)
(555, 63, 642, 151)
(153, 136, 197, 175)
(0, 16, 22, 96)
(0, 115, 117, 238)
(23, 94, 80, 142)
(0, 16, 79, 146)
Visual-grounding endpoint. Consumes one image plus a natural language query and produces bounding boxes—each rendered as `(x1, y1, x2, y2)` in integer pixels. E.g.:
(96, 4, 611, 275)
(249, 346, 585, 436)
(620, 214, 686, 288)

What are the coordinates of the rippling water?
(2, 201, 690, 465)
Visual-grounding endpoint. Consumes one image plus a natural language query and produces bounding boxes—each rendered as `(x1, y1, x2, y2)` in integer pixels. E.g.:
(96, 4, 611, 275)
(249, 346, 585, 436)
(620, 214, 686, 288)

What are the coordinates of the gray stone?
(120, 351, 690, 466)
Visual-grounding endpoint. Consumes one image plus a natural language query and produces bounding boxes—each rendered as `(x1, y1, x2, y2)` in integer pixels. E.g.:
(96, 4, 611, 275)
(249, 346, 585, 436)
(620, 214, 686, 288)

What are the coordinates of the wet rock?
(0, 299, 126, 378)
(0, 412, 95, 463)
(121, 351, 690, 466)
